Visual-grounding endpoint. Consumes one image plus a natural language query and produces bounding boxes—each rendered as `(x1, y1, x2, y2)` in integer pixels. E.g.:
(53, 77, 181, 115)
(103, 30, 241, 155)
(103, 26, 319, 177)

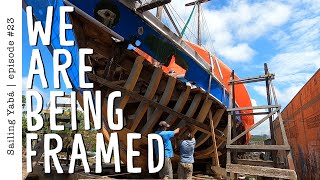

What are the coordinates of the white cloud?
(158, 0, 319, 118)
(219, 43, 255, 62)
(22, 77, 47, 98)
(250, 0, 320, 107)
(268, 51, 320, 83)
(253, 84, 303, 106)
(250, 99, 270, 135)
(164, 0, 292, 62)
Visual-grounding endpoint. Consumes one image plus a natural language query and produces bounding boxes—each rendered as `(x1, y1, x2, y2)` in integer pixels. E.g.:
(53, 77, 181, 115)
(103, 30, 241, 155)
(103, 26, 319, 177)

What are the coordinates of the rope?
(167, 4, 198, 40)
(181, 4, 196, 36)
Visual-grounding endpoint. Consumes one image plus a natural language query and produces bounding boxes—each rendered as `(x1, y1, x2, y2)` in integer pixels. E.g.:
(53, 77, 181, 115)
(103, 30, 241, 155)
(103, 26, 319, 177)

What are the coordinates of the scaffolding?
(226, 63, 297, 179)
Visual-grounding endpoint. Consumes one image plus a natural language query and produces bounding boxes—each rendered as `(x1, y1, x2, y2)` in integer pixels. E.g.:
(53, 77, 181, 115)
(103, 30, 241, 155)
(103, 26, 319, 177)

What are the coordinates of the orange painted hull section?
(135, 41, 254, 143)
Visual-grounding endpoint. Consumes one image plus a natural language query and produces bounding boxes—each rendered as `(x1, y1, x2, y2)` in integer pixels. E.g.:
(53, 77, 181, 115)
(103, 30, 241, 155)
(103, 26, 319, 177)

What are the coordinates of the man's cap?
(159, 121, 170, 128)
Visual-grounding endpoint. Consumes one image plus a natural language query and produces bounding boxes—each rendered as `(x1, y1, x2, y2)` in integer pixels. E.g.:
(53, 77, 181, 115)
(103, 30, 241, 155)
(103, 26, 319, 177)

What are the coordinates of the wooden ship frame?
(23, 0, 257, 173)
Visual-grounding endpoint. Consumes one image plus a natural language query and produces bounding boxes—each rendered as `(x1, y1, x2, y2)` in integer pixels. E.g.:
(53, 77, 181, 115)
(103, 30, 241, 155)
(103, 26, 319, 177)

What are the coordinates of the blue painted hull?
(24, 0, 229, 107)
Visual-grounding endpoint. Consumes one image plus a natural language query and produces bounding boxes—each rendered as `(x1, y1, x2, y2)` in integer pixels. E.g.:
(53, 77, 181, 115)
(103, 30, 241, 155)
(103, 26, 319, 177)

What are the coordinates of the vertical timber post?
(264, 63, 277, 167)
(226, 70, 234, 180)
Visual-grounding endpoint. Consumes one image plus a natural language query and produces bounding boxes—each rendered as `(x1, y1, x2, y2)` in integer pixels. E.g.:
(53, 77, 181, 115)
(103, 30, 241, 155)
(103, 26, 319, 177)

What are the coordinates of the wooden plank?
(237, 159, 274, 167)
(194, 127, 227, 160)
(137, 0, 171, 12)
(233, 111, 269, 116)
(226, 145, 291, 151)
(194, 143, 222, 157)
(190, 98, 213, 134)
(165, 86, 191, 125)
(195, 134, 210, 148)
(185, 93, 203, 117)
(195, 109, 224, 148)
(229, 108, 279, 144)
(114, 56, 144, 124)
(178, 97, 213, 138)
(175, 93, 202, 128)
(86, 40, 114, 59)
(86, 73, 212, 133)
(227, 105, 280, 112)
(209, 110, 220, 167)
(129, 68, 163, 131)
(141, 76, 176, 135)
(228, 74, 274, 84)
(226, 164, 297, 179)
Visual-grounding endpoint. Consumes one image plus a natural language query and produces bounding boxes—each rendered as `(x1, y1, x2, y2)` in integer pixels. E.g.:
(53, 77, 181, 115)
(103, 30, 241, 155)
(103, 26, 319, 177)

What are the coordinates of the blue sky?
(23, 0, 320, 135)
(163, 0, 320, 134)
(22, 10, 70, 107)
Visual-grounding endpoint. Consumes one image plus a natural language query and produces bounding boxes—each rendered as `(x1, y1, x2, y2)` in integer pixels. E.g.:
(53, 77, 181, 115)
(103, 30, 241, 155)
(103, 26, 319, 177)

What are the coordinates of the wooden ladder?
(226, 63, 297, 180)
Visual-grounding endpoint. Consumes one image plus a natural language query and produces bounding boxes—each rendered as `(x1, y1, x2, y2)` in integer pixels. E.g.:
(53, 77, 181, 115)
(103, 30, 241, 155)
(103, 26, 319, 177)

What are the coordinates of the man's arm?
(174, 128, 180, 134)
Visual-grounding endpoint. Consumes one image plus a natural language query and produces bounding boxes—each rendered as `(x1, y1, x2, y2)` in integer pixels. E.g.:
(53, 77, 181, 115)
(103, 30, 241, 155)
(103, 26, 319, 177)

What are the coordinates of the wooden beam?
(227, 105, 280, 112)
(113, 56, 144, 124)
(233, 111, 269, 116)
(229, 108, 279, 144)
(237, 159, 274, 167)
(86, 73, 211, 134)
(129, 68, 163, 131)
(226, 164, 297, 179)
(226, 145, 291, 151)
(209, 110, 220, 167)
(195, 109, 224, 148)
(165, 86, 191, 125)
(228, 74, 274, 84)
(141, 76, 176, 135)
(192, 98, 213, 132)
(175, 93, 202, 129)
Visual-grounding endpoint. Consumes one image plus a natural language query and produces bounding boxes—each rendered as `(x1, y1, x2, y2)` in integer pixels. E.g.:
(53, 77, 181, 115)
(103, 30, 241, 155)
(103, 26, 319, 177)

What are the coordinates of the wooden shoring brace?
(229, 107, 279, 145)
(140, 76, 176, 136)
(209, 110, 220, 167)
(195, 108, 224, 148)
(226, 71, 234, 180)
(270, 81, 296, 171)
(165, 85, 191, 125)
(128, 68, 163, 131)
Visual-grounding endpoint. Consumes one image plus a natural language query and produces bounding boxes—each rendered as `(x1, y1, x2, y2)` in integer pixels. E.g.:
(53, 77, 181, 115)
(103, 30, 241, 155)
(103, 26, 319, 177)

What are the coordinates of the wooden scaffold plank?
(209, 110, 220, 167)
(226, 164, 297, 179)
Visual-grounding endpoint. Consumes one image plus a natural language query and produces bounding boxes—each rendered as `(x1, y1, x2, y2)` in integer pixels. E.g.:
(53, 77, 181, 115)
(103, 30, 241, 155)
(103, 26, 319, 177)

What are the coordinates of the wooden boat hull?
(23, 0, 252, 170)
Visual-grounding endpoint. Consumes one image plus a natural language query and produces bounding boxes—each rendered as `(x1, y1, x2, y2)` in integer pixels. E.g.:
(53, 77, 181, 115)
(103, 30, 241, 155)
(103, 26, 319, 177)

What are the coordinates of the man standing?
(155, 121, 180, 179)
(178, 130, 196, 179)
